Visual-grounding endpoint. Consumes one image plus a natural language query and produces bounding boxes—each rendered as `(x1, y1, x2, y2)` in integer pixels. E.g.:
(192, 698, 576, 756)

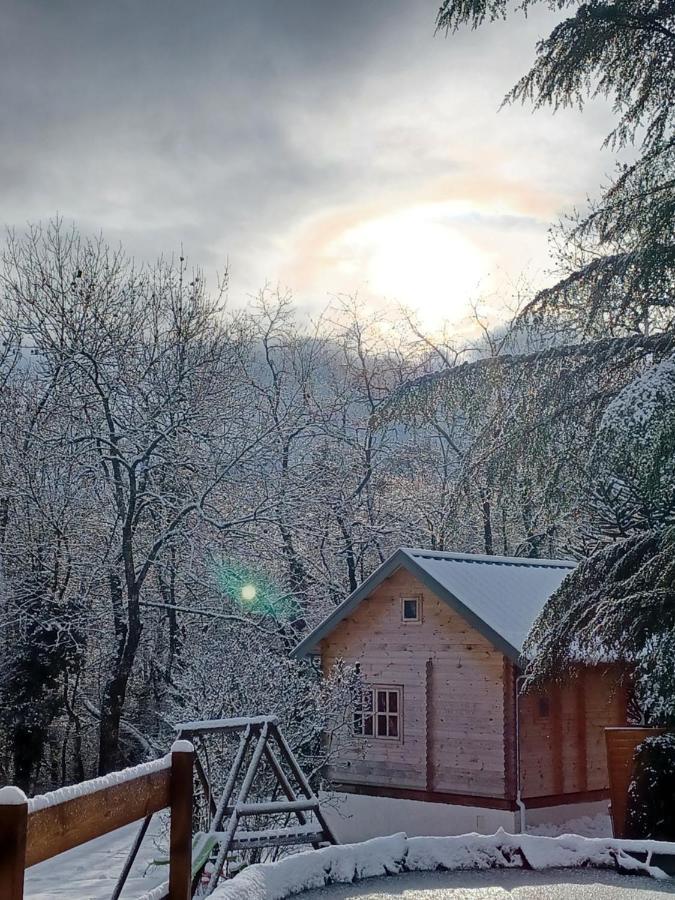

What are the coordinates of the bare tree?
(0, 221, 273, 772)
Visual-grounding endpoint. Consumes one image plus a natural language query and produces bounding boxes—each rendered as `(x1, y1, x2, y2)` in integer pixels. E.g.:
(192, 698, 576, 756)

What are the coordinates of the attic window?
(401, 596, 421, 623)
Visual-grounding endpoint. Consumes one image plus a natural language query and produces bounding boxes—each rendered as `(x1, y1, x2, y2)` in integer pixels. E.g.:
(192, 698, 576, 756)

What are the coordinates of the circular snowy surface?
(298, 868, 675, 898)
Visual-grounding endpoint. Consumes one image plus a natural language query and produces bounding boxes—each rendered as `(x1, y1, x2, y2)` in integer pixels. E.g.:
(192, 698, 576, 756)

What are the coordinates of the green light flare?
(212, 558, 298, 621)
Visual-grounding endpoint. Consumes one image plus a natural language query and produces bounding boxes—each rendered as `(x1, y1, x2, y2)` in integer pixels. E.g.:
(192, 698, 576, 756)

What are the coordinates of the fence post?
(0, 786, 28, 900)
(169, 740, 194, 900)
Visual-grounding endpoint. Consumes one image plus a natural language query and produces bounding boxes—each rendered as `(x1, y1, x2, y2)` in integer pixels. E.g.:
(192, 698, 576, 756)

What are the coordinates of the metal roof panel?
(291, 548, 575, 662)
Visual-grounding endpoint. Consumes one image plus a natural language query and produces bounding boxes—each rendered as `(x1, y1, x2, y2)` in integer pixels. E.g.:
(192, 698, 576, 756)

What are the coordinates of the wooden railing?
(0, 741, 194, 900)
(605, 726, 665, 838)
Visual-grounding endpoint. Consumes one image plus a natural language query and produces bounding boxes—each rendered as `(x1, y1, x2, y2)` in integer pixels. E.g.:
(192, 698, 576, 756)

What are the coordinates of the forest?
(0, 0, 674, 820)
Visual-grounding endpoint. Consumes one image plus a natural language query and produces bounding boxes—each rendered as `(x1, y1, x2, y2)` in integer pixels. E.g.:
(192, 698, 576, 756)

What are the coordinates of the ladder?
(174, 715, 338, 896)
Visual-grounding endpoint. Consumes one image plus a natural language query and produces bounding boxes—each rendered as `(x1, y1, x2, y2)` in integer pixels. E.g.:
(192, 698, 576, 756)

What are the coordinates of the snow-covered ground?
(22, 817, 665, 900)
(210, 831, 675, 900)
(319, 789, 612, 844)
(528, 814, 612, 838)
(297, 868, 675, 898)
(24, 818, 169, 899)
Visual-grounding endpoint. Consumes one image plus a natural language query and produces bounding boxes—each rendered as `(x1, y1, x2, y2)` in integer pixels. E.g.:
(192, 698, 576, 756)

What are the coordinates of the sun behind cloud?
(331, 204, 488, 324)
(278, 168, 564, 332)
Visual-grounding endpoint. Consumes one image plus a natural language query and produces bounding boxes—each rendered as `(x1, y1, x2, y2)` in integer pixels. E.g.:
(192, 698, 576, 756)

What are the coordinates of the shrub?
(626, 732, 675, 840)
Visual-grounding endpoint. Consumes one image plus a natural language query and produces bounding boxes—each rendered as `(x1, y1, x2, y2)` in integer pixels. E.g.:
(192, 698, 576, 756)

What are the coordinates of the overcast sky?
(1, 0, 616, 331)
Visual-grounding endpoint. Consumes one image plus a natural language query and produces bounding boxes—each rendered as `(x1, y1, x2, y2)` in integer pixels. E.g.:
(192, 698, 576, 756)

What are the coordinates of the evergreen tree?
(0, 575, 83, 791)
(524, 357, 675, 717)
(524, 526, 675, 724)
(589, 354, 675, 535)
(437, 1, 675, 335)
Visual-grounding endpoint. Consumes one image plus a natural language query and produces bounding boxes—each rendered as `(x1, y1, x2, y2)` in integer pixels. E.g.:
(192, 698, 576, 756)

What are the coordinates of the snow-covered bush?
(174, 631, 357, 760)
(166, 628, 359, 839)
(589, 354, 675, 536)
(635, 635, 675, 727)
(627, 733, 675, 841)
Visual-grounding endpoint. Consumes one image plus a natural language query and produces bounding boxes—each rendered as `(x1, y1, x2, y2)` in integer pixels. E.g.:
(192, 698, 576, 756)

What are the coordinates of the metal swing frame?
(173, 715, 338, 896)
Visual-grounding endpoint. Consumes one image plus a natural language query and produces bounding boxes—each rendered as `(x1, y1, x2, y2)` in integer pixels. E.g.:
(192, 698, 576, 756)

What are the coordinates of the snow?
(528, 814, 612, 838)
(27, 754, 172, 813)
(211, 834, 407, 900)
(0, 785, 28, 804)
(403, 550, 575, 658)
(404, 831, 672, 876)
(210, 830, 675, 900)
(170, 739, 195, 753)
(319, 790, 517, 842)
(598, 354, 675, 435)
(136, 882, 170, 900)
(296, 867, 675, 898)
(214, 823, 321, 841)
(24, 819, 168, 899)
(175, 715, 279, 731)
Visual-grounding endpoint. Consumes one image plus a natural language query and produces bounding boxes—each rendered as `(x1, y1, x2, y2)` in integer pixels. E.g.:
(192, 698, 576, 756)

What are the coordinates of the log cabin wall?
(321, 568, 506, 800)
(519, 665, 628, 802)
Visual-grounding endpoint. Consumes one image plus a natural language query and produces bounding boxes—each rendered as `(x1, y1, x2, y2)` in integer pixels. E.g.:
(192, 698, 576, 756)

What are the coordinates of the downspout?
(515, 674, 527, 833)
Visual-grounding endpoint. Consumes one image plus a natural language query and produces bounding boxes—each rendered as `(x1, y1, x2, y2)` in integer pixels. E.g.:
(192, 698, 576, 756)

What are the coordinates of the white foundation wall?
(318, 791, 518, 843)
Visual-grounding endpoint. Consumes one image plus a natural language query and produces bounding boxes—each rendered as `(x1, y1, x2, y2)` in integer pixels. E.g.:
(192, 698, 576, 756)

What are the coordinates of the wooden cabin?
(292, 548, 629, 839)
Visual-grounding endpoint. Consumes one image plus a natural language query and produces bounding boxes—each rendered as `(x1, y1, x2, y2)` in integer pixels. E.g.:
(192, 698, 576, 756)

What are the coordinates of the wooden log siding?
(0, 745, 194, 900)
(519, 665, 627, 801)
(321, 567, 629, 810)
(321, 569, 505, 800)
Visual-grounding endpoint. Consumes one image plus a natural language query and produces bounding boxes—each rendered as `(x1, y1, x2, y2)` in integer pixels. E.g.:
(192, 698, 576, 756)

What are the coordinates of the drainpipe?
(515, 674, 527, 833)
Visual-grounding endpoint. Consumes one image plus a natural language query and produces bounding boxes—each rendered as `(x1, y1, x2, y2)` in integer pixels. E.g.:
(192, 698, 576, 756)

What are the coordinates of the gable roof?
(291, 547, 576, 664)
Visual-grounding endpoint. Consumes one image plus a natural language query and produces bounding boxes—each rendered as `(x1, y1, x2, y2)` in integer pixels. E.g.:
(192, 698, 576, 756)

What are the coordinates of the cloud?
(0, 0, 617, 329)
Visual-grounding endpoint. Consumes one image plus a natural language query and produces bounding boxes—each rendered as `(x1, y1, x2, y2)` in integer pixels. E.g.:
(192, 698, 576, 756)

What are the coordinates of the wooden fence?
(0, 741, 194, 900)
(605, 726, 665, 838)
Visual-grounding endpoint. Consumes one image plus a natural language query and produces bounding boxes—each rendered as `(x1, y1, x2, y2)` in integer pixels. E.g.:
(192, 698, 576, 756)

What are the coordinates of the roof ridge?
(400, 547, 576, 568)
(292, 545, 576, 663)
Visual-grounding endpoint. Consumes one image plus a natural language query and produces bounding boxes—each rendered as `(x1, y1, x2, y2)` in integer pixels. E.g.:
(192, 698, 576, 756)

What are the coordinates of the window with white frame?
(353, 686, 402, 740)
(401, 595, 422, 623)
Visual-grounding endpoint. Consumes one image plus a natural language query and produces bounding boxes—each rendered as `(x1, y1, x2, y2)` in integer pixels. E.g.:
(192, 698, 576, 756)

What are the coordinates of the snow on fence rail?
(0, 740, 194, 900)
(210, 830, 675, 900)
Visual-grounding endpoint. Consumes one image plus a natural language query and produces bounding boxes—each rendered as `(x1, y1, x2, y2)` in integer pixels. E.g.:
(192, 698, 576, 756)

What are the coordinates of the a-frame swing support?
(174, 715, 338, 896)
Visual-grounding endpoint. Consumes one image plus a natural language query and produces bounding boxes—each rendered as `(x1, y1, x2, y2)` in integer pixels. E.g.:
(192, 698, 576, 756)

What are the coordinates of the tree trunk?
(12, 723, 44, 794)
(98, 575, 143, 775)
(98, 631, 142, 773)
(481, 493, 493, 555)
(159, 557, 181, 683)
(62, 671, 85, 784)
(336, 515, 358, 593)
